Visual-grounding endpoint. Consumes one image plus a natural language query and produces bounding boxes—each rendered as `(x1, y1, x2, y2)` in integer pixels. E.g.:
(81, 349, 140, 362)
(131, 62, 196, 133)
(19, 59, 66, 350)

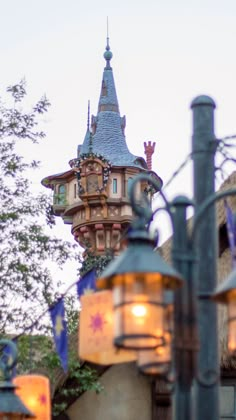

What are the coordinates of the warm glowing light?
(227, 301, 236, 352)
(154, 328, 163, 338)
(113, 277, 165, 349)
(137, 331, 172, 375)
(131, 304, 147, 317)
(13, 375, 51, 420)
(156, 346, 164, 356)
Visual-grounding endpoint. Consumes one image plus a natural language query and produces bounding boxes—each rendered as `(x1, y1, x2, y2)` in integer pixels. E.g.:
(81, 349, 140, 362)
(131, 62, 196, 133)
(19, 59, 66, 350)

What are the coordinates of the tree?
(0, 80, 78, 333)
(0, 81, 104, 416)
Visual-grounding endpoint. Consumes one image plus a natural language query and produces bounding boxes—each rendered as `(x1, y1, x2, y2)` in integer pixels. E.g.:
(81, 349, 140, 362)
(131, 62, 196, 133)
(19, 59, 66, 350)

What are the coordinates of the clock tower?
(42, 40, 162, 255)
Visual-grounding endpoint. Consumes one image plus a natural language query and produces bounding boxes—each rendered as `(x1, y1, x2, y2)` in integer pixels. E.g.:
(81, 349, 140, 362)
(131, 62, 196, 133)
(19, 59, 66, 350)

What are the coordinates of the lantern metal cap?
(0, 382, 35, 418)
(97, 235, 184, 290)
(212, 269, 236, 303)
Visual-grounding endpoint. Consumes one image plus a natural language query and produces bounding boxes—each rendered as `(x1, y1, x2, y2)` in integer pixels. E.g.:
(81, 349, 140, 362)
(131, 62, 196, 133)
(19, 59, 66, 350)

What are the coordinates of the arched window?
(56, 184, 66, 205)
(58, 184, 65, 194)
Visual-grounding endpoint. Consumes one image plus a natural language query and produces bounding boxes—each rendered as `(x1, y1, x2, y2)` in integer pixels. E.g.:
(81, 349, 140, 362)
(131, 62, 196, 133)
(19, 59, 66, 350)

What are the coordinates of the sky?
(1, 0, 236, 282)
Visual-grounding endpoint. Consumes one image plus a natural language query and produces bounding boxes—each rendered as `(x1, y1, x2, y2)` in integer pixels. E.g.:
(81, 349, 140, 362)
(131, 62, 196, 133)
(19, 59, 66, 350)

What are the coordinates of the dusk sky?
(1, 0, 236, 282)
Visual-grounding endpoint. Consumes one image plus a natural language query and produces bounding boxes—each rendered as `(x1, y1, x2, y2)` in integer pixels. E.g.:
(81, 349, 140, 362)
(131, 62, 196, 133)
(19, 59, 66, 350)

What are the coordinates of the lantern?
(137, 331, 172, 375)
(13, 375, 50, 420)
(112, 272, 166, 349)
(0, 339, 34, 420)
(97, 234, 183, 350)
(79, 290, 136, 364)
(213, 269, 236, 353)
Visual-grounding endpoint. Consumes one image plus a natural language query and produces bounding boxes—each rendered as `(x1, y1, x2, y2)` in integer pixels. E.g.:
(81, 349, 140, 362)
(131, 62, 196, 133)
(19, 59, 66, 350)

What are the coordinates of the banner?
(49, 299, 68, 372)
(79, 290, 136, 365)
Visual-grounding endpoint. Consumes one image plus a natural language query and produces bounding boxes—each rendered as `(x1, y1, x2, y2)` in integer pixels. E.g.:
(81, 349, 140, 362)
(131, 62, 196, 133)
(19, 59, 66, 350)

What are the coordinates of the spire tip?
(104, 17, 112, 68)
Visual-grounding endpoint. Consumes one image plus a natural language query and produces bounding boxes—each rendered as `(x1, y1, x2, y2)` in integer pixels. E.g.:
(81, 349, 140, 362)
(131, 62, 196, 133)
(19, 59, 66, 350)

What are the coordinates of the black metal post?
(171, 196, 198, 420)
(191, 96, 219, 420)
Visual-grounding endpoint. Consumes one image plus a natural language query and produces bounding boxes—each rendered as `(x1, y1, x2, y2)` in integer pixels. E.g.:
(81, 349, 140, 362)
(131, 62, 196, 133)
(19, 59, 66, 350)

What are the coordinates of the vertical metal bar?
(191, 96, 219, 420)
(171, 196, 196, 420)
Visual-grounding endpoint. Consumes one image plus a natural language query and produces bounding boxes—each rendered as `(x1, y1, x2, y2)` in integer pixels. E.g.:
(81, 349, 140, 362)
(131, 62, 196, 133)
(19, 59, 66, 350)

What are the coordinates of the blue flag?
(77, 269, 96, 297)
(224, 200, 236, 268)
(2, 339, 17, 379)
(49, 299, 68, 372)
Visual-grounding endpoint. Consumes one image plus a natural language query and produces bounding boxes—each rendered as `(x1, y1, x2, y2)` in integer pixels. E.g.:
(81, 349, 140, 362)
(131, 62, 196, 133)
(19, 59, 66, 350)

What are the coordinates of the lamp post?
(97, 95, 236, 420)
(0, 339, 35, 419)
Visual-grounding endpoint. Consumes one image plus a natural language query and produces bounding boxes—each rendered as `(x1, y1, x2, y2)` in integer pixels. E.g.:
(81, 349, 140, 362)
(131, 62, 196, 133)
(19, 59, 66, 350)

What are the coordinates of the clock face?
(86, 162, 100, 173)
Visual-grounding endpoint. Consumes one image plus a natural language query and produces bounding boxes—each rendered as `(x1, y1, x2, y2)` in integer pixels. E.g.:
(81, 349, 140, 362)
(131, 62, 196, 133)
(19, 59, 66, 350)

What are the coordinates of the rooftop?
(79, 40, 148, 170)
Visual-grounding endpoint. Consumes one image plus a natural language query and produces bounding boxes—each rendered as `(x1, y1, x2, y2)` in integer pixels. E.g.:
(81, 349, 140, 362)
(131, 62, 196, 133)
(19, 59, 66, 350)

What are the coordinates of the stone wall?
(67, 363, 151, 420)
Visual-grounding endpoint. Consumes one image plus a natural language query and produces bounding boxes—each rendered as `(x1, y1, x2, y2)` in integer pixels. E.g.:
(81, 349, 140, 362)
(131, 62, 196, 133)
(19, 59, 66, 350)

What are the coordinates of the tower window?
(127, 177, 133, 197)
(122, 177, 126, 197)
(55, 184, 66, 205)
(74, 183, 77, 198)
(113, 178, 118, 194)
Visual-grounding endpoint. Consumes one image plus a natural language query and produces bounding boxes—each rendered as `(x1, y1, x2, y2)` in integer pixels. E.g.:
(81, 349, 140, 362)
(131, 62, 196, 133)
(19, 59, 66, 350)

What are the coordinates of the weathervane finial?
(106, 16, 109, 50)
(104, 17, 113, 68)
(87, 100, 90, 130)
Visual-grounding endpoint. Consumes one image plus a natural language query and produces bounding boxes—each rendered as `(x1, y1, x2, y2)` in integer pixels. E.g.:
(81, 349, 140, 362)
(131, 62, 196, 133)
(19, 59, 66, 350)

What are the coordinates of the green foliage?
(53, 358, 104, 416)
(0, 80, 79, 333)
(0, 81, 108, 417)
(53, 193, 67, 206)
(16, 335, 59, 373)
(79, 248, 113, 277)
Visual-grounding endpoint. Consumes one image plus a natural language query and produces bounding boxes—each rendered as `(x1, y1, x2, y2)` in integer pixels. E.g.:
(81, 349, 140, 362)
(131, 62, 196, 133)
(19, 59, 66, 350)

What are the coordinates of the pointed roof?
(79, 41, 147, 169)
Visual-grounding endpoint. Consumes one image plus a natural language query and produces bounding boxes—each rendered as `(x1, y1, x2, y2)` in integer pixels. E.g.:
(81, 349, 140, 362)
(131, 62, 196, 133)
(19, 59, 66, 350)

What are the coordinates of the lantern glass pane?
(228, 302, 236, 352)
(138, 333, 172, 375)
(113, 273, 165, 349)
(164, 303, 174, 334)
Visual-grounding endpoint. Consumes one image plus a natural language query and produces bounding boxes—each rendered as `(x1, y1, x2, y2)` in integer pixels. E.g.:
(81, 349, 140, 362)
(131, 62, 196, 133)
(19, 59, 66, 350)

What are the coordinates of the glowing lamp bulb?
(132, 304, 147, 317)
(156, 346, 164, 356)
